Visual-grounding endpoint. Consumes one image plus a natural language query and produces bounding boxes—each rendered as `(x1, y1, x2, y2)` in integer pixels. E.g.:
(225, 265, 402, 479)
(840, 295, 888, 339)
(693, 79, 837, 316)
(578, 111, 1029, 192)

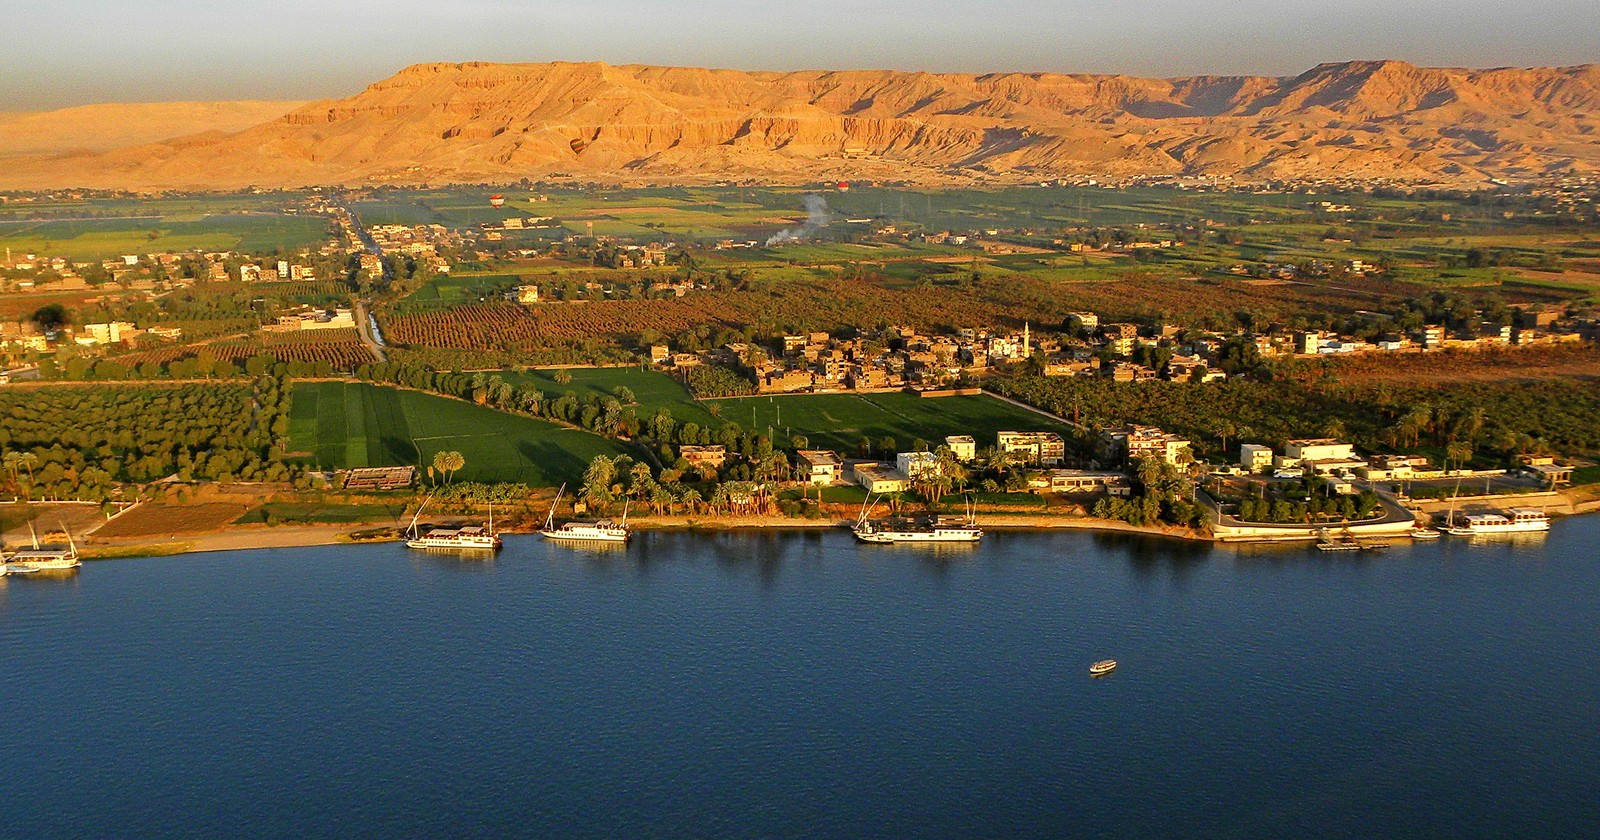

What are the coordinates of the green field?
(286, 381, 629, 485)
(718, 391, 1079, 453)
(503, 366, 1076, 455)
(502, 366, 725, 428)
(0, 214, 331, 260)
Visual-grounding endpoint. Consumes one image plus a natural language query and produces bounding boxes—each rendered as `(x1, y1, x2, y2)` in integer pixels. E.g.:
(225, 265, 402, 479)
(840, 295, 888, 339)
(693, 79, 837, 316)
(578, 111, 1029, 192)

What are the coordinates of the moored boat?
(1408, 526, 1442, 540)
(404, 494, 503, 552)
(1443, 508, 1549, 537)
(852, 494, 981, 544)
(539, 485, 630, 543)
(4, 521, 81, 572)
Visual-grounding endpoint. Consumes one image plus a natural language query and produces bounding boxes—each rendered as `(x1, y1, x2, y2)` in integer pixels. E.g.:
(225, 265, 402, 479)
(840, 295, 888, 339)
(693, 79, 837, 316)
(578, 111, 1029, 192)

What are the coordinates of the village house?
(1102, 424, 1192, 466)
(797, 450, 844, 485)
(1240, 444, 1274, 473)
(895, 451, 940, 480)
(853, 463, 910, 494)
(1029, 469, 1133, 497)
(1517, 455, 1573, 489)
(944, 435, 977, 462)
(681, 445, 728, 477)
(266, 307, 356, 332)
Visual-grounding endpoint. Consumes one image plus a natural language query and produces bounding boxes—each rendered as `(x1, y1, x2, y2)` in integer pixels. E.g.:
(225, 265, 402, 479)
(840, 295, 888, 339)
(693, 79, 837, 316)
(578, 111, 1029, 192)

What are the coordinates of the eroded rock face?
(5, 60, 1599, 189)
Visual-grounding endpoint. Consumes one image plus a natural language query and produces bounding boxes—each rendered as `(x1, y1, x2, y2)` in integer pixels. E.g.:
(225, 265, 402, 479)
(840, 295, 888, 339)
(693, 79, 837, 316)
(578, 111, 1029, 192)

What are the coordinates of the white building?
(895, 451, 940, 480)
(854, 464, 909, 494)
(1240, 444, 1274, 472)
(797, 450, 843, 485)
(944, 435, 976, 462)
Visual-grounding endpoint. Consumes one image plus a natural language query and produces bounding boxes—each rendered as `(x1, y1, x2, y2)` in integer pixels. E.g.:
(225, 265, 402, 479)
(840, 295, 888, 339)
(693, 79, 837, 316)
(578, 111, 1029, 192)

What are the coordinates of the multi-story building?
(997, 431, 1067, 466)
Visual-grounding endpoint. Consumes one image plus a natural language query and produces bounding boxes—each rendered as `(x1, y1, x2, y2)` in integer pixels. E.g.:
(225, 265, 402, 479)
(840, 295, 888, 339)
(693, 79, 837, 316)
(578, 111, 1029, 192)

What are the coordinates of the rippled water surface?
(3, 520, 1598, 838)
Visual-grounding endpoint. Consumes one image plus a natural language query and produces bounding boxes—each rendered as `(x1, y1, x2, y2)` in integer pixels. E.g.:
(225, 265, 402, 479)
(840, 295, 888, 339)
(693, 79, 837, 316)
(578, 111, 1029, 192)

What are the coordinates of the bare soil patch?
(94, 503, 250, 537)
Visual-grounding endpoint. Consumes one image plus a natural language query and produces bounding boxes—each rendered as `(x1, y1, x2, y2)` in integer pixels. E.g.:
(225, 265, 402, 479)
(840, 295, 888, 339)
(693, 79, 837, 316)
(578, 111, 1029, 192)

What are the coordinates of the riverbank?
(71, 513, 1207, 558)
(52, 485, 1600, 560)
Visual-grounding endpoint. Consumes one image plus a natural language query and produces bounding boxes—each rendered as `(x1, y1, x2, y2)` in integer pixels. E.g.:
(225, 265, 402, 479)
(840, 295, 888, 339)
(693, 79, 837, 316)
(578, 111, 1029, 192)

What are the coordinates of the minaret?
(1023, 321, 1030, 354)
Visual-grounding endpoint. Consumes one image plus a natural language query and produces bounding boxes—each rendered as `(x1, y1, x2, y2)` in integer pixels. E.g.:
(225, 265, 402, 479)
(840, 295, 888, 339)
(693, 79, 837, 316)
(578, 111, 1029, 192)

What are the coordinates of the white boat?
(852, 493, 981, 544)
(1444, 508, 1550, 536)
(1408, 527, 1442, 540)
(854, 517, 983, 544)
(1089, 659, 1118, 677)
(539, 485, 630, 543)
(404, 494, 502, 551)
(4, 521, 82, 572)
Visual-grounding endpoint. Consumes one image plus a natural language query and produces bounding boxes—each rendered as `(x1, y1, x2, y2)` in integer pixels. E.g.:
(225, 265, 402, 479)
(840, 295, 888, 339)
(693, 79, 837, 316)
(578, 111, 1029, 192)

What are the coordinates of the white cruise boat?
(1444, 508, 1550, 536)
(539, 485, 630, 543)
(852, 495, 981, 544)
(4, 522, 82, 573)
(404, 495, 502, 552)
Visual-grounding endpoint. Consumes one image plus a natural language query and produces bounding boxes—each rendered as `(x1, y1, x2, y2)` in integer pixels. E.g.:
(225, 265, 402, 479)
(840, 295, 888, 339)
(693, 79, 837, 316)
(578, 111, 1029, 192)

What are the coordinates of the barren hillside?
(2, 60, 1596, 189)
(0, 101, 306, 159)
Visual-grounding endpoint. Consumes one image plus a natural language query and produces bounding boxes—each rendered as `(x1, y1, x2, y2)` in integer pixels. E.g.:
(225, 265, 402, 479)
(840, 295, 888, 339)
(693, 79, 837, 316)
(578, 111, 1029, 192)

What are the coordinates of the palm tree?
(983, 446, 1018, 478)
(649, 484, 674, 515)
(628, 463, 654, 501)
(679, 488, 702, 515)
(426, 451, 466, 485)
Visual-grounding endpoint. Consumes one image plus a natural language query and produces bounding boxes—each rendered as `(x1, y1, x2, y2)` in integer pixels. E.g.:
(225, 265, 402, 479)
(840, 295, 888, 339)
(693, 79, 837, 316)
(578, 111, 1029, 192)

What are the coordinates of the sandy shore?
(69, 494, 1599, 559)
(84, 524, 369, 558)
(77, 513, 1208, 558)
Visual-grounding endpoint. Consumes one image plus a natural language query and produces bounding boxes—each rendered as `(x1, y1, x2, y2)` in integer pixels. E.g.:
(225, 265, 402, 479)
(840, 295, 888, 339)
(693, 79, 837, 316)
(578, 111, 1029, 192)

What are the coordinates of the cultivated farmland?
(286, 381, 629, 485)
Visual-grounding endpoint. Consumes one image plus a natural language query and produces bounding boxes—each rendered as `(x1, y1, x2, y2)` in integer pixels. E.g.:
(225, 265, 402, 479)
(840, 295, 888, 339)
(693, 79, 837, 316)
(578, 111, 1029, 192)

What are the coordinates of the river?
(3, 521, 1597, 838)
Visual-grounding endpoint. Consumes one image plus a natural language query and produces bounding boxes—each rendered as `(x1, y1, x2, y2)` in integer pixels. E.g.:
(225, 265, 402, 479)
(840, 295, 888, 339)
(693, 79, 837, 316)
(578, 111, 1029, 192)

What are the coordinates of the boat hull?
(853, 528, 982, 544)
(1443, 523, 1549, 536)
(539, 528, 629, 543)
(405, 538, 501, 551)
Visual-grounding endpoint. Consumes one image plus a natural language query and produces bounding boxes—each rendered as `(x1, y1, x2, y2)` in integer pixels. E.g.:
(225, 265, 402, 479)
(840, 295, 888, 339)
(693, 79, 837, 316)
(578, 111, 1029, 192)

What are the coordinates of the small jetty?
(1315, 528, 1385, 553)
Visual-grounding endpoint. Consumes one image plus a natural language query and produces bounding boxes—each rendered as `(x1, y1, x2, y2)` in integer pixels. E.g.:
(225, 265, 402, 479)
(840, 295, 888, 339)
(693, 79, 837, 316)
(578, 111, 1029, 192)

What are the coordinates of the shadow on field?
(513, 438, 592, 485)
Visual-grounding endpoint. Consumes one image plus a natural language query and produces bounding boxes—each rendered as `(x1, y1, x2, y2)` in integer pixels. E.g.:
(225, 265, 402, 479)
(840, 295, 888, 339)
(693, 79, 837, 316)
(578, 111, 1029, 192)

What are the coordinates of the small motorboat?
(1089, 659, 1118, 677)
(1408, 527, 1442, 540)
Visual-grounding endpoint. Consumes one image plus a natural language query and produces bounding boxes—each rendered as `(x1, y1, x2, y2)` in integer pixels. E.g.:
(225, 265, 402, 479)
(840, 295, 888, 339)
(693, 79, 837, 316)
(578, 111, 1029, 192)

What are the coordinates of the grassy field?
(501, 366, 725, 428)
(717, 391, 1079, 453)
(502, 366, 1078, 455)
(286, 381, 629, 486)
(0, 214, 330, 260)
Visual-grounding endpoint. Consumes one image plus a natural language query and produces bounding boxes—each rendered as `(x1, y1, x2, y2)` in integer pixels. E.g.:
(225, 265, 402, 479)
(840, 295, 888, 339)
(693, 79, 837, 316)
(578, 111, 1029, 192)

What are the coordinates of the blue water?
(3, 521, 1599, 839)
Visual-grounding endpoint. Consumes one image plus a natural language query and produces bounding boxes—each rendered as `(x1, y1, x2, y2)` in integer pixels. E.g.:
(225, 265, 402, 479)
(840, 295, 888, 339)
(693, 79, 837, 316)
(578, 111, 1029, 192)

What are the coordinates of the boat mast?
(620, 498, 630, 528)
(60, 520, 77, 560)
(406, 492, 433, 539)
(545, 483, 565, 531)
(1447, 475, 1462, 528)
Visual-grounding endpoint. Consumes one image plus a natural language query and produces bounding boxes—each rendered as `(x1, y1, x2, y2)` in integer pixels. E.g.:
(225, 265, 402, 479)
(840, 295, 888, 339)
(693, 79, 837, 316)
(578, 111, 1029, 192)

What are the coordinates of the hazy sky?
(4, 0, 1598, 110)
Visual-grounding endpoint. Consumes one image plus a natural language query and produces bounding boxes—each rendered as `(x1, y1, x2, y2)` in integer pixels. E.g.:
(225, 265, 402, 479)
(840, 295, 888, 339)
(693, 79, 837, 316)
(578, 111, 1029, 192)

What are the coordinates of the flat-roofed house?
(797, 450, 844, 485)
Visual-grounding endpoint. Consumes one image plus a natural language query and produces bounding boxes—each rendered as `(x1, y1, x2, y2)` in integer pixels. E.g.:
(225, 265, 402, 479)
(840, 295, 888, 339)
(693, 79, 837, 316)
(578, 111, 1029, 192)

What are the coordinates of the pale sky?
(3, 0, 1598, 110)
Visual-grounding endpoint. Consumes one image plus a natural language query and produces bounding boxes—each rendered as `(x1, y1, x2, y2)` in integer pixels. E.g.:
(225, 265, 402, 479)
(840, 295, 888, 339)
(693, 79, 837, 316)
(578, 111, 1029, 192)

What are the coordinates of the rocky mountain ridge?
(3, 59, 1597, 189)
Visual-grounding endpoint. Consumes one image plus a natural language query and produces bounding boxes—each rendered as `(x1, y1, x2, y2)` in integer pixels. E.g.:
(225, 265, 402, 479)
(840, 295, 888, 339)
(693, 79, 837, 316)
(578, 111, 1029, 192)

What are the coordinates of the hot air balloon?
(570, 138, 590, 155)
(836, 181, 851, 192)
(489, 194, 506, 207)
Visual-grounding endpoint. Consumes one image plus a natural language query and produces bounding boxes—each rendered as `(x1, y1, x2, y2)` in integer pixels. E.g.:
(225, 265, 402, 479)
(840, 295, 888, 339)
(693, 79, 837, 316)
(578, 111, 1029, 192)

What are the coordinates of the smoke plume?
(766, 193, 831, 246)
